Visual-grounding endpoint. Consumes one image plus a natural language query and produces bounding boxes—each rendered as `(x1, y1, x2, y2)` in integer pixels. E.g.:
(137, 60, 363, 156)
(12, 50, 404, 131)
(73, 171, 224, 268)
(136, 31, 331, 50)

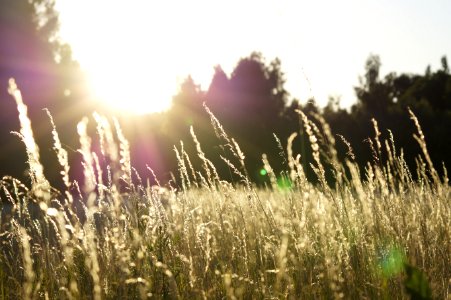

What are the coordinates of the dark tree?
(206, 65, 230, 119)
(333, 55, 451, 179)
(354, 54, 395, 117)
(441, 56, 449, 74)
(167, 76, 206, 135)
(207, 53, 289, 179)
(0, 0, 88, 185)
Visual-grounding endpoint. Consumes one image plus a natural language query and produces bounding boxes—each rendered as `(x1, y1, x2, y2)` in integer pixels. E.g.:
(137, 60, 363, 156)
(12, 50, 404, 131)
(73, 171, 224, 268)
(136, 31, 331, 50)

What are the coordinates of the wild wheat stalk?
(8, 79, 49, 194)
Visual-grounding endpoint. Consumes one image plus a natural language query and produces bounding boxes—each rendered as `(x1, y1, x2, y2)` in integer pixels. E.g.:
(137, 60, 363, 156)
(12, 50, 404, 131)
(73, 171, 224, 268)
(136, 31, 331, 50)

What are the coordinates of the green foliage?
(404, 264, 432, 300)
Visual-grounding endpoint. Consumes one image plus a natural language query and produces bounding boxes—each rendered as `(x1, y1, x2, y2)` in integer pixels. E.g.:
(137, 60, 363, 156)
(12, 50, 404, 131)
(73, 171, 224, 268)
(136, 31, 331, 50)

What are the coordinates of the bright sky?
(55, 0, 451, 114)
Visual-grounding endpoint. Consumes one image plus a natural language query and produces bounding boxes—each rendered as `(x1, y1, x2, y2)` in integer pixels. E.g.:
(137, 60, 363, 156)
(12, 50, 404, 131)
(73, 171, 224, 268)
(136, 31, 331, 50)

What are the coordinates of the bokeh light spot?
(377, 246, 405, 278)
(277, 177, 292, 190)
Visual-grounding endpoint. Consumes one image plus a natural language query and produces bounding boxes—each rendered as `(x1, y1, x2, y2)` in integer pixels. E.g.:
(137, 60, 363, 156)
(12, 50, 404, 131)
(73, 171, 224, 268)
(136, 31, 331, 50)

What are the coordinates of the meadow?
(0, 81, 449, 299)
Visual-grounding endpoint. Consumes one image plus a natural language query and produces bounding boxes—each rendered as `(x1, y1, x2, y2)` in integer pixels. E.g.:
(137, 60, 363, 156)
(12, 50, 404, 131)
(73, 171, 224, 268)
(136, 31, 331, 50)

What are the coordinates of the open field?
(0, 83, 449, 299)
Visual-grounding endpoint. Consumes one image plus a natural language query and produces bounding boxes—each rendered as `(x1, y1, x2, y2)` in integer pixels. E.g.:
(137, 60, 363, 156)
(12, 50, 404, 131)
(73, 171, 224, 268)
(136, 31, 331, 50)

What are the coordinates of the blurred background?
(1, 0, 450, 188)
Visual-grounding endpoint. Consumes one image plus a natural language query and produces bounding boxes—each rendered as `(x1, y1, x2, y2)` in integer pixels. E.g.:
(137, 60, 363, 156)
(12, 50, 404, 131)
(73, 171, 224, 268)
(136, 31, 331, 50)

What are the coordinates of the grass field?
(0, 81, 449, 299)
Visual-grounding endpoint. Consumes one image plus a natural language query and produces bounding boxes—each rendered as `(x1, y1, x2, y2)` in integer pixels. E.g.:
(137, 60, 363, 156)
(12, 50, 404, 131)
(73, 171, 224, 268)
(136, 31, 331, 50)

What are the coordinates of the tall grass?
(0, 81, 449, 299)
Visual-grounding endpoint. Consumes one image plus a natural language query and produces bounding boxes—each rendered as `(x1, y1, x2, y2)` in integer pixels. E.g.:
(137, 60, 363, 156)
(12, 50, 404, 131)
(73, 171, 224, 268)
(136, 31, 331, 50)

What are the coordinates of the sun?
(55, 1, 188, 115)
(55, 0, 212, 115)
(85, 55, 177, 115)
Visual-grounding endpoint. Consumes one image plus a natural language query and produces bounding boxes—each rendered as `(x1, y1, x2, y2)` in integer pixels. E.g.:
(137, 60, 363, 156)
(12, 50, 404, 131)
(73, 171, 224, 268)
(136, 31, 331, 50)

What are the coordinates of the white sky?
(55, 0, 451, 114)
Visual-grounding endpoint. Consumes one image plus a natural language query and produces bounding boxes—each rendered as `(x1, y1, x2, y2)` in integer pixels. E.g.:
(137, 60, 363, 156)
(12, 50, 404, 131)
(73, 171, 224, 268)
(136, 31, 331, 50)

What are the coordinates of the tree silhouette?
(338, 55, 451, 178)
(164, 53, 451, 185)
(160, 53, 292, 183)
(207, 53, 289, 180)
(441, 56, 449, 74)
(0, 0, 88, 185)
(354, 54, 395, 117)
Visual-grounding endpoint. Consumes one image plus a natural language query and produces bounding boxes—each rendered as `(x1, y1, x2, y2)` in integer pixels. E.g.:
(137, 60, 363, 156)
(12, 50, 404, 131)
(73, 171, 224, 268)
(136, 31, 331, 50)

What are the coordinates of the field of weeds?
(0, 81, 449, 299)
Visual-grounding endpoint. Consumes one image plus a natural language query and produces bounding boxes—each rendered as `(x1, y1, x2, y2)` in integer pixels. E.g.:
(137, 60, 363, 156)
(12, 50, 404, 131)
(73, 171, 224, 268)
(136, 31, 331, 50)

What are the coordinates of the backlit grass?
(0, 80, 449, 299)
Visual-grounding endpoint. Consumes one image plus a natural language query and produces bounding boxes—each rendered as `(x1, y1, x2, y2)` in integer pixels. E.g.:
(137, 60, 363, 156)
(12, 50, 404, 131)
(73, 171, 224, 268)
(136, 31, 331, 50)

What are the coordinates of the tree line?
(158, 52, 451, 186)
(1, 0, 450, 189)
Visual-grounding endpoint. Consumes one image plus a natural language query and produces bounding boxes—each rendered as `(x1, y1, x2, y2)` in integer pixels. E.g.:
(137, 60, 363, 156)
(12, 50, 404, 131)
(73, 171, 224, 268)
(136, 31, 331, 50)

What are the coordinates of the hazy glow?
(56, 0, 451, 114)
